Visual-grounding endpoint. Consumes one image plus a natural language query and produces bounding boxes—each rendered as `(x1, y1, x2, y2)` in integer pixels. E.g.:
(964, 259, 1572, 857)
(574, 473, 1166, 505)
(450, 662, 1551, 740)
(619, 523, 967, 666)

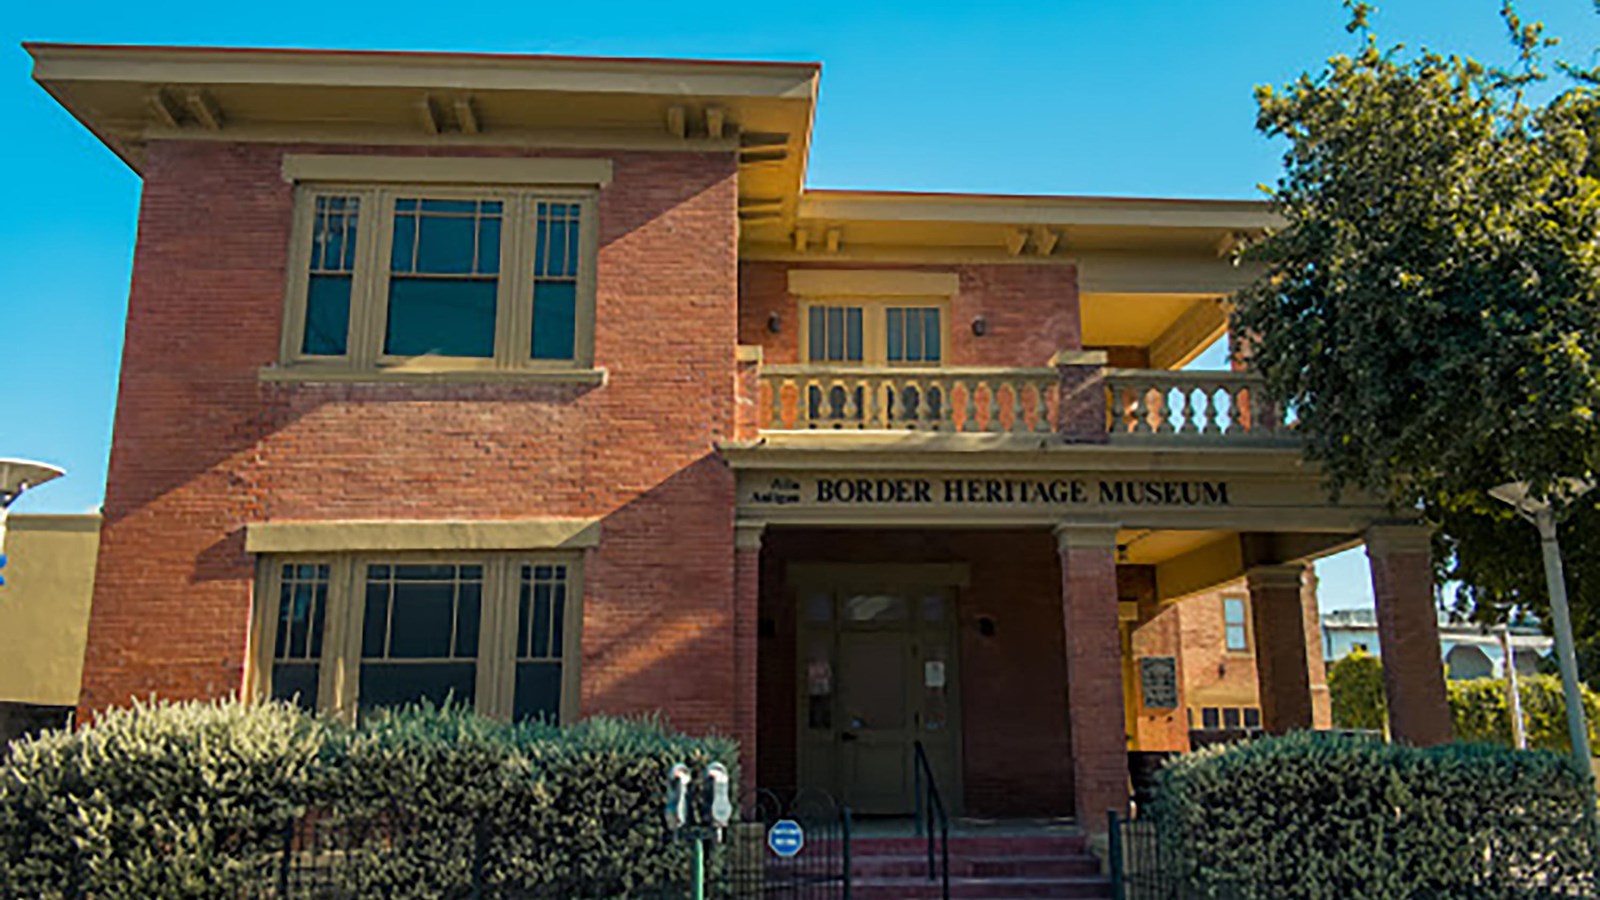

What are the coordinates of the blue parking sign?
(767, 819, 804, 858)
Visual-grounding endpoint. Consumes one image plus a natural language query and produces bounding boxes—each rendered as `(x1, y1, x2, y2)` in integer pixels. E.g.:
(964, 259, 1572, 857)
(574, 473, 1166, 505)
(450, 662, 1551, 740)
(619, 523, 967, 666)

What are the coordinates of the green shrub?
(0, 699, 737, 899)
(1153, 731, 1595, 899)
(0, 698, 326, 898)
(1327, 650, 1386, 732)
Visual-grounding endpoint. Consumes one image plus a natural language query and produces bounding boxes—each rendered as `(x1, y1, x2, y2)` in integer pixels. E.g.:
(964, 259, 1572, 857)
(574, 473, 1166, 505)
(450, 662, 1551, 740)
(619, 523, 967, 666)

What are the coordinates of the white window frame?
(278, 183, 600, 375)
(248, 552, 583, 724)
(799, 297, 951, 367)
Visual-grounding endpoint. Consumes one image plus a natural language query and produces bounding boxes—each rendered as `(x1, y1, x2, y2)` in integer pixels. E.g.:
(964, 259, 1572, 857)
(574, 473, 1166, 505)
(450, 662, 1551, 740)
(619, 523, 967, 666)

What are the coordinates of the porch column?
(1054, 522, 1130, 827)
(1246, 564, 1314, 733)
(1366, 524, 1452, 745)
(734, 520, 765, 804)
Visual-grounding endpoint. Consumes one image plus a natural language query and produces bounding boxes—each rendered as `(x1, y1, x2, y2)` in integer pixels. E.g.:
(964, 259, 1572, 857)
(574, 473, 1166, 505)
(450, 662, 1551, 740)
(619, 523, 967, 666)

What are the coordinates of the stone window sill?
(258, 364, 608, 386)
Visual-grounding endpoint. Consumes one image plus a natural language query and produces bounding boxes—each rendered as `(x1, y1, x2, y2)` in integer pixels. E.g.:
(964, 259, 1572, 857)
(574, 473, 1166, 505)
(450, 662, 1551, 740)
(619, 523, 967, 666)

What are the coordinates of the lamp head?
(0, 459, 65, 510)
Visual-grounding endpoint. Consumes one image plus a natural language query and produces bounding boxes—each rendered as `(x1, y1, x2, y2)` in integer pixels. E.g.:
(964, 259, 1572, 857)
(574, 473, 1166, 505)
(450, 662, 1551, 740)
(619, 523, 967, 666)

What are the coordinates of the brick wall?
(756, 528, 1073, 817)
(82, 140, 743, 735)
(738, 262, 1080, 366)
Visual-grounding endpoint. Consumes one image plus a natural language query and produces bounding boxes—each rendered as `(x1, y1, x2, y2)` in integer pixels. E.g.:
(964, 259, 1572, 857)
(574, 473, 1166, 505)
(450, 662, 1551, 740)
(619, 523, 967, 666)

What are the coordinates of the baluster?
(1227, 383, 1245, 434)
(840, 379, 859, 427)
(1201, 385, 1222, 435)
(1131, 386, 1153, 434)
(1177, 386, 1199, 435)
(915, 377, 934, 427)
(1156, 382, 1177, 434)
(769, 378, 784, 430)
(804, 379, 820, 429)
(1007, 383, 1027, 433)
(961, 380, 978, 432)
(1033, 381, 1051, 434)
(862, 377, 881, 429)
(984, 380, 1000, 433)
(928, 380, 947, 431)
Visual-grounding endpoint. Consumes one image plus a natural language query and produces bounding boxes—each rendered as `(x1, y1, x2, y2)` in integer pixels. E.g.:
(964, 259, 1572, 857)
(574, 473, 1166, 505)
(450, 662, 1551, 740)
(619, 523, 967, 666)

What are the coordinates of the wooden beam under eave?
(665, 105, 687, 139)
(1148, 298, 1229, 370)
(792, 229, 810, 253)
(148, 88, 182, 128)
(415, 94, 440, 135)
(705, 106, 726, 140)
(1003, 228, 1027, 256)
(454, 97, 480, 134)
(1031, 227, 1060, 257)
(824, 227, 842, 253)
(184, 89, 223, 131)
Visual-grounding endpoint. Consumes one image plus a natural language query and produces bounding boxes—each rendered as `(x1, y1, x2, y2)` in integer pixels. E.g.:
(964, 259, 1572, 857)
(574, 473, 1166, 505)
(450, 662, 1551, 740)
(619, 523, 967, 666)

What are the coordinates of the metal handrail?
(911, 740, 950, 900)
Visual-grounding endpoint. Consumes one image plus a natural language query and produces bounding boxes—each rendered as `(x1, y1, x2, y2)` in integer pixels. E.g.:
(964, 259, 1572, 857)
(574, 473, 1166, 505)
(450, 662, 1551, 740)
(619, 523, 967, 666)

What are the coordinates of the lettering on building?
(800, 477, 1229, 507)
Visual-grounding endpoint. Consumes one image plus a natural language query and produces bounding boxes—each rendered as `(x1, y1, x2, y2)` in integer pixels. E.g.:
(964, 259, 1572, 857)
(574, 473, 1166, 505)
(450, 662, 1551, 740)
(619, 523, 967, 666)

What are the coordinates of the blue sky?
(3, 0, 1596, 611)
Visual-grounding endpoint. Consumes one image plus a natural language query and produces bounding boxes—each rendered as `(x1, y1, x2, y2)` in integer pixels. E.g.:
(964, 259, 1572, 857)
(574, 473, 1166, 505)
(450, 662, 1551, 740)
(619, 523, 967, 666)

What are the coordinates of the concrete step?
(848, 834, 1090, 856)
(852, 875, 1113, 899)
(853, 853, 1102, 879)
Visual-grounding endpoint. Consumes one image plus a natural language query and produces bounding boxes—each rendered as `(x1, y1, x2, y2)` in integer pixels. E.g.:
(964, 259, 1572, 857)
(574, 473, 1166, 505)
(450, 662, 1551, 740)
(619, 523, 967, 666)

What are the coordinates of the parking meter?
(706, 762, 733, 832)
(665, 763, 692, 831)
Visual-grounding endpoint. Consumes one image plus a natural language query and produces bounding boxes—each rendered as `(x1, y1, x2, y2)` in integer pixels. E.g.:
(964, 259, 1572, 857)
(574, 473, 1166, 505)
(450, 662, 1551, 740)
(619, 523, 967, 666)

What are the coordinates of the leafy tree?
(1233, 2, 1600, 681)
(1328, 650, 1387, 731)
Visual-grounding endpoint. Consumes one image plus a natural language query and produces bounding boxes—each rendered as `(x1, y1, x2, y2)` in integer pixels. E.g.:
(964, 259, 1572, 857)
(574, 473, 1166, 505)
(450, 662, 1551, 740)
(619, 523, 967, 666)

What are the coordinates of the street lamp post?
(1489, 480, 1594, 774)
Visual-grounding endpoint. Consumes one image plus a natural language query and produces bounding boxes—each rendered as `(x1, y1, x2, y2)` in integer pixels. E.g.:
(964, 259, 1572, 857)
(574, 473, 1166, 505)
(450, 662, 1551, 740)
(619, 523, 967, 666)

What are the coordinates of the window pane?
(415, 214, 476, 274)
(302, 275, 352, 355)
(827, 308, 843, 360)
(1244, 707, 1262, 729)
(1223, 598, 1245, 624)
(886, 308, 903, 362)
(924, 309, 942, 362)
(384, 278, 497, 357)
(455, 582, 481, 658)
(532, 281, 577, 359)
(532, 583, 553, 658)
(846, 308, 863, 361)
(1226, 624, 1248, 651)
(513, 661, 563, 722)
(904, 309, 923, 362)
(271, 663, 319, 711)
(551, 583, 566, 654)
(359, 662, 476, 713)
(1223, 708, 1242, 729)
(362, 583, 389, 658)
(517, 586, 531, 658)
(808, 307, 825, 361)
(388, 582, 456, 659)
(1201, 707, 1220, 729)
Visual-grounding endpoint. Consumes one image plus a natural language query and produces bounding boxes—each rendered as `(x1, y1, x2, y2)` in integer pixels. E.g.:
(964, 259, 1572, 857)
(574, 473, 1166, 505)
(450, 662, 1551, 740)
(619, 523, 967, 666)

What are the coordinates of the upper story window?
(1223, 596, 1250, 652)
(275, 156, 611, 380)
(803, 299, 947, 366)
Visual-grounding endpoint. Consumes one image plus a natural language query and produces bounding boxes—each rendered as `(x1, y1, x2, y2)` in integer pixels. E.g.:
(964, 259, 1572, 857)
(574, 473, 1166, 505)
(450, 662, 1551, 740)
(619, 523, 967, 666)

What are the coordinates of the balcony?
(755, 363, 1293, 444)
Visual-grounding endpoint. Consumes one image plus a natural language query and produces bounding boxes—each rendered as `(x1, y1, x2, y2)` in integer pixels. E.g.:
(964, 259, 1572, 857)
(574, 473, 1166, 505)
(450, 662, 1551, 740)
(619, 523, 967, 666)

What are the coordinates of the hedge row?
(0, 699, 736, 898)
(1328, 650, 1600, 752)
(1152, 731, 1595, 900)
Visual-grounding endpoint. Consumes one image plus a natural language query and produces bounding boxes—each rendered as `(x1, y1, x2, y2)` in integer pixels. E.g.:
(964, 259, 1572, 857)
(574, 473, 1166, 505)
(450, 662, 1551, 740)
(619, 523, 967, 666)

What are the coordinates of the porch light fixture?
(971, 316, 988, 337)
(1489, 478, 1595, 775)
(0, 457, 66, 569)
(768, 312, 782, 334)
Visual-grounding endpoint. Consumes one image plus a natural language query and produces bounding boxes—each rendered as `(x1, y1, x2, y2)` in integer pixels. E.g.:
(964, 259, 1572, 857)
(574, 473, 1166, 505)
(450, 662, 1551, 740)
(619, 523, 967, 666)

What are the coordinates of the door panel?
(839, 630, 911, 813)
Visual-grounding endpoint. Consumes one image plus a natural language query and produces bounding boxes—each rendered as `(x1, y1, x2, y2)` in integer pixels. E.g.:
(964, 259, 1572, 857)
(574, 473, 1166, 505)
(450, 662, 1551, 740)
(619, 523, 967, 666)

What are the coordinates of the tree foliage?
(1233, 2, 1600, 679)
(1328, 650, 1387, 732)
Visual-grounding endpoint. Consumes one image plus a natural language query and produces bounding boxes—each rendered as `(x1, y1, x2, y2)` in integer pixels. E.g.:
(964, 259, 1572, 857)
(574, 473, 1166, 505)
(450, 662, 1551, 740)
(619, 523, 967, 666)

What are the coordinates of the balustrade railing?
(1104, 369, 1288, 441)
(761, 365, 1058, 433)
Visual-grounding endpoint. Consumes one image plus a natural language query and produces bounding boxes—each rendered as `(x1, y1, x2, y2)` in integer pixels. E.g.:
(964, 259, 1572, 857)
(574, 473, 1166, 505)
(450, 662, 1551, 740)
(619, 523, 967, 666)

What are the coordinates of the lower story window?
(254, 554, 580, 722)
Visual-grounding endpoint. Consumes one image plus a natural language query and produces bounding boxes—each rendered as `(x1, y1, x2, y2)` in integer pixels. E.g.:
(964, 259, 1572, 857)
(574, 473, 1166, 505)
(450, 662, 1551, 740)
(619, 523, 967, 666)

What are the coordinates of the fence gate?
(711, 788, 852, 899)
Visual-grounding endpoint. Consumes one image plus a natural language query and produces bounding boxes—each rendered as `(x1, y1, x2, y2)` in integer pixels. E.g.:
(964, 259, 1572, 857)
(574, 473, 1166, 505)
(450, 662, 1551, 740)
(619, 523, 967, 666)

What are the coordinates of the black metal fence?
(254, 789, 851, 899)
(1107, 811, 1238, 900)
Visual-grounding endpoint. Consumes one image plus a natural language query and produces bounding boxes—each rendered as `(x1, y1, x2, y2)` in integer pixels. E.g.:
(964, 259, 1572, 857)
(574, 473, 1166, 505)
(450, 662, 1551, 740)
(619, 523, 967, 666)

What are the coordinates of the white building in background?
(1321, 609, 1554, 680)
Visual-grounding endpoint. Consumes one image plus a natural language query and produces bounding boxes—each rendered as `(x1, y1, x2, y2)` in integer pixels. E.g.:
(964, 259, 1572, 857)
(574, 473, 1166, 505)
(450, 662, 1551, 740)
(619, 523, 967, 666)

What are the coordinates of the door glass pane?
(844, 593, 907, 623)
(804, 590, 833, 623)
(920, 592, 946, 623)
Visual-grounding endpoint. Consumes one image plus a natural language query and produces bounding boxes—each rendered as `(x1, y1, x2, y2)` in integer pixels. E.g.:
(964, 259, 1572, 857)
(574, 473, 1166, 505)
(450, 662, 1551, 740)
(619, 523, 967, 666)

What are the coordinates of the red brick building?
(32, 43, 1451, 830)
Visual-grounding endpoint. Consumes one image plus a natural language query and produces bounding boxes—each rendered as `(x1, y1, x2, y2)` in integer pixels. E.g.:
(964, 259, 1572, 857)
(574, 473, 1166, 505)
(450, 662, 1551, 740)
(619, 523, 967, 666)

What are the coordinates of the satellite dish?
(0, 458, 66, 509)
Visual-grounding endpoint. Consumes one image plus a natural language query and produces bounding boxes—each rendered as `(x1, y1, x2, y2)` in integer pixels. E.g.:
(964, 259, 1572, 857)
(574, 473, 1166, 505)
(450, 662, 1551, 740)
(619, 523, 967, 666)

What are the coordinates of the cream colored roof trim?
(245, 518, 602, 553)
(799, 190, 1279, 231)
(787, 269, 959, 297)
(282, 155, 613, 187)
(27, 44, 820, 99)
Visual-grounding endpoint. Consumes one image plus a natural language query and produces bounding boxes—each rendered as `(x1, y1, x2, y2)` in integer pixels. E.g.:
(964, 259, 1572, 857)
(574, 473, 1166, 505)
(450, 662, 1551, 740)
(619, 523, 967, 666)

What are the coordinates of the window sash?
(283, 186, 597, 372)
(252, 552, 581, 724)
(802, 299, 949, 366)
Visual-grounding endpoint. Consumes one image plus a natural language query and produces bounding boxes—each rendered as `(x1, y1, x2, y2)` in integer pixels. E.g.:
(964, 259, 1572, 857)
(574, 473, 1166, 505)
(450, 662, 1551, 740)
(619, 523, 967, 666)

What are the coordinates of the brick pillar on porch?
(733, 521, 765, 805)
(1246, 564, 1315, 733)
(1052, 350, 1110, 443)
(1366, 524, 1453, 746)
(1054, 523, 1130, 828)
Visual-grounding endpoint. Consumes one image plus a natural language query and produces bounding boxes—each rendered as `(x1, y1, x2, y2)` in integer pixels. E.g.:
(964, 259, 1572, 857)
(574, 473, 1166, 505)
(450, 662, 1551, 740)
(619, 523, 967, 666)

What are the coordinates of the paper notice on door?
(924, 660, 946, 689)
(807, 660, 832, 696)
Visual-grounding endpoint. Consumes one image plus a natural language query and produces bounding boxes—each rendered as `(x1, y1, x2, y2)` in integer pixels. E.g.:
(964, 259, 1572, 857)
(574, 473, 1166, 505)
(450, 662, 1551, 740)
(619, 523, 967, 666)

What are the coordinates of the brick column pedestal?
(1366, 524, 1452, 745)
(733, 520, 765, 806)
(1052, 350, 1110, 443)
(1055, 522, 1130, 828)
(1246, 564, 1314, 733)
